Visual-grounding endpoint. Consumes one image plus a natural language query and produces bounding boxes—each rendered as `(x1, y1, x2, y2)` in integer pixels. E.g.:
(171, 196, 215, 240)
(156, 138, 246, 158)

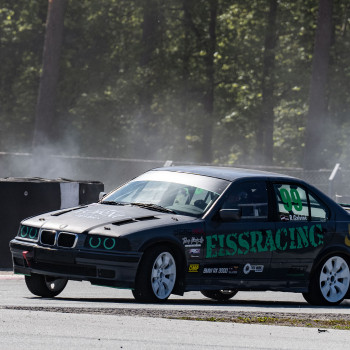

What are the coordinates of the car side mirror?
(99, 192, 107, 200)
(219, 209, 241, 221)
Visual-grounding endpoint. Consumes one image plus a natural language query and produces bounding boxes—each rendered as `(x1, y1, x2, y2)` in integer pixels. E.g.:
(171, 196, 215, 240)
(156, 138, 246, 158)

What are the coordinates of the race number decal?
(280, 188, 303, 212)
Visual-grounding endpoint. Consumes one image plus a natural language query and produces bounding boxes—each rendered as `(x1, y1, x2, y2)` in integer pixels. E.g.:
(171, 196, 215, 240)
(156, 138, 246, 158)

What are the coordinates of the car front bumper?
(9, 239, 142, 289)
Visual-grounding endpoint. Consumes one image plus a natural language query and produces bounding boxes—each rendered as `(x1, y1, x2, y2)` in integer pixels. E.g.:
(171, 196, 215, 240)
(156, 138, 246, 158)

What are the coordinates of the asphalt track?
(2, 271, 350, 349)
(2, 271, 350, 314)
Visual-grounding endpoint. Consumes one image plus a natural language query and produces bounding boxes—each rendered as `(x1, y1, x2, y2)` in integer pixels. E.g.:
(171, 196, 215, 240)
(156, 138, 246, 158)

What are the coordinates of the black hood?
(21, 203, 197, 235)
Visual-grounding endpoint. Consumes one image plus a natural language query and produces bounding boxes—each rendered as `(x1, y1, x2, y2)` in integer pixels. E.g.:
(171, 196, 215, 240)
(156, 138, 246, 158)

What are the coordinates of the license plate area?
(35, 248, 75, 264)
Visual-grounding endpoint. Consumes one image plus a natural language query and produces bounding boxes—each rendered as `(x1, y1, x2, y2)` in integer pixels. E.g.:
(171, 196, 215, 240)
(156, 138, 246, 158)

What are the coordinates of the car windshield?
(102, 170, 230, 217)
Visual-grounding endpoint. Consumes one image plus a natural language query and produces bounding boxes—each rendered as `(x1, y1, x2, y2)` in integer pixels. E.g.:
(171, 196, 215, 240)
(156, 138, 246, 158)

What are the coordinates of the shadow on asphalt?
(25, 295, 350, 309)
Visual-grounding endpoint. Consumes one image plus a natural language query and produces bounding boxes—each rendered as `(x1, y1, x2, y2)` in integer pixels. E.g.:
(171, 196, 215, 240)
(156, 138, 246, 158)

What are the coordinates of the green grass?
(171, 315, 350, 330)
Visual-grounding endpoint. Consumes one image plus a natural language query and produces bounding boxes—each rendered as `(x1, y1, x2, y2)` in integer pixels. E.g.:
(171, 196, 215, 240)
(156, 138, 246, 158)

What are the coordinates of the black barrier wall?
(0, 178, 104, 268)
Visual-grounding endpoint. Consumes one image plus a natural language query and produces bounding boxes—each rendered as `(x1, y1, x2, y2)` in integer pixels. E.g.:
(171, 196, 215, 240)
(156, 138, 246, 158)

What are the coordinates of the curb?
(0, 274, 24, 280)
(0, 270, 24, 279)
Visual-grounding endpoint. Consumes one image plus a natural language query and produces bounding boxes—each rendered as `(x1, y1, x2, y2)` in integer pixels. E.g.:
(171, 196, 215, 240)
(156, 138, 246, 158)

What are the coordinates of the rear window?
(274, 183, 328, 222)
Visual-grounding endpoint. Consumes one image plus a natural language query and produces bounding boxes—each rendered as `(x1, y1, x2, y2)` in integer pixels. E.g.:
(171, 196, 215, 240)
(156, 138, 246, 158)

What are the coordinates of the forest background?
(0, 0, 349, 186)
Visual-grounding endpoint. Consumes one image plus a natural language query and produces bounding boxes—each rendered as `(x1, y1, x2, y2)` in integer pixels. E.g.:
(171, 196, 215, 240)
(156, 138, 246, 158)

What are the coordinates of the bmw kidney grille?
(40, 230, 77, 248)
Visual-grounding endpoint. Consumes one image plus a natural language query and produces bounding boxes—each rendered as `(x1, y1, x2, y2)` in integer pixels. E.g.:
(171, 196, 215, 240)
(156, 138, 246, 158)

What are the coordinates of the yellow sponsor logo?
(345, 224, 350, 247)
(188, 264, 199, 272)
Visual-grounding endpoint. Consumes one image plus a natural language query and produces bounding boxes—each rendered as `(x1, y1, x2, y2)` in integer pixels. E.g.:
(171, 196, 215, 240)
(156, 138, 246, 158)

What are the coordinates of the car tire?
(201, 290, 237, 301)
(303, 255, 350, 305)
(132, 246, 177, 302)
(25, 274, 68, 298)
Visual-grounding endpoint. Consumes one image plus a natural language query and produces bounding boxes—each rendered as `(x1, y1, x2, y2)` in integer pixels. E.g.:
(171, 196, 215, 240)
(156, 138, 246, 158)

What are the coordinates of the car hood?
(21, 203, 198, 235)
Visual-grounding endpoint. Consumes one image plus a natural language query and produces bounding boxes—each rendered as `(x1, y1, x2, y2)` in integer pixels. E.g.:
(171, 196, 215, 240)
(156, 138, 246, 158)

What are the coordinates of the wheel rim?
(151, 252, 176, 299)
(319, 256, 350, 303)
(44, 277, 67, 292)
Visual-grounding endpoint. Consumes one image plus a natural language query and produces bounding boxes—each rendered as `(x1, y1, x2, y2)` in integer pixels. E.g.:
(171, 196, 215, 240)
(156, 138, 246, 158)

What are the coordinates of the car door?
(270, 181, 331, 289)
(203, 180, 275, 290)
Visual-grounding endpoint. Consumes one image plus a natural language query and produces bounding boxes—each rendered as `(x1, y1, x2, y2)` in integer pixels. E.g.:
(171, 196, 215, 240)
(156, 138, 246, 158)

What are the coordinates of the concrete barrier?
(0, 178, 104, 268)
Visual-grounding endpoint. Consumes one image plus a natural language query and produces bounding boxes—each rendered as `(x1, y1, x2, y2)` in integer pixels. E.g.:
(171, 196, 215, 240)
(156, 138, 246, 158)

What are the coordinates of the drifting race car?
(9, 166, 350, 305)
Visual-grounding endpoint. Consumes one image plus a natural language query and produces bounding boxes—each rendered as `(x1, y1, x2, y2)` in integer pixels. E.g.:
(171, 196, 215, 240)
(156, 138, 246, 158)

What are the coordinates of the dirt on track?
(3, 305, 350, 330)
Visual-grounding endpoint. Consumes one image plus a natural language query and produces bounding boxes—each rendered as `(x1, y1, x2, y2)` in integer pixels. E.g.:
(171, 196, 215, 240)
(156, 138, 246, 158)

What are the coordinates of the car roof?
(153, 165, 294, 182)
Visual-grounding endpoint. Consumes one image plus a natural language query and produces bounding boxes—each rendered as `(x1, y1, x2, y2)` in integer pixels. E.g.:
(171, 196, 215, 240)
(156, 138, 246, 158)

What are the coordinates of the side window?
(309, 193, 328, 221)
(222, 181, 268, 221)
(274, 184, 309, 221)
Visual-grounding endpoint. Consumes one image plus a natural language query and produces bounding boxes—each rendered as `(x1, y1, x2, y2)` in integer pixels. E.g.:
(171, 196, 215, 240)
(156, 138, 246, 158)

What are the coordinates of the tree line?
(0, 0, 349, 170)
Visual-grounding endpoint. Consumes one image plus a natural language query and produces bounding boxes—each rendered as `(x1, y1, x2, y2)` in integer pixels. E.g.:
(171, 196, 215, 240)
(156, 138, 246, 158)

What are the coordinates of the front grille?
(40, 230, 56, 246)
(57, 232, 77, 248)
(39, 230, 77, 248)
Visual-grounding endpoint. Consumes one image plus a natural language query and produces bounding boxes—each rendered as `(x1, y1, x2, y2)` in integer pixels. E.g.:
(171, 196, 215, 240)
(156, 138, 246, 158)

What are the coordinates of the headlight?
(17, 225, 39, 241)
(85, 235, 130, 251)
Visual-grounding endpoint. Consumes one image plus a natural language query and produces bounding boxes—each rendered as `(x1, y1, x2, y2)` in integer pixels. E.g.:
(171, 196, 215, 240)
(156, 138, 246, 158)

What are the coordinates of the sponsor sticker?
(189, 248, 201, 258)
(280, 214, 289, 221)
(192, 228, 205, 235)
(203, 265, 239, 275)
(75, 208, 125, 220)
(182, 236, 204, 248)
(188, 264, 200, 272)
(243, 263, 264, 275)
(205, 224, 324, 258)
(288, 214, 307, 221)
(345, 224, 350, 247)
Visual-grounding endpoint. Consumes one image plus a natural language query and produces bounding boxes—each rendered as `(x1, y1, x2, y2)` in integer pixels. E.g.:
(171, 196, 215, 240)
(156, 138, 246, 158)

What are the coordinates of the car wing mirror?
(99, 192, 107, 200)
(219, 209, 241, 221)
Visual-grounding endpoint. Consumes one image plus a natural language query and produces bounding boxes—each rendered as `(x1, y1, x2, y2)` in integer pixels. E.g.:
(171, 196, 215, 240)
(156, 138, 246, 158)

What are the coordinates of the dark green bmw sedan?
(9, 166, 350, 305)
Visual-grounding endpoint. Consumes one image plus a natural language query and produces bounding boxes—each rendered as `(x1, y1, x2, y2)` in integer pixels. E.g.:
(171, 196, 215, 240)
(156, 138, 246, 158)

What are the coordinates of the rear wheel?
(133, 246, 177, 302)
(303, 255, 350, 305)
(201, 290, 237, 301)
(25, 274, 68, 297)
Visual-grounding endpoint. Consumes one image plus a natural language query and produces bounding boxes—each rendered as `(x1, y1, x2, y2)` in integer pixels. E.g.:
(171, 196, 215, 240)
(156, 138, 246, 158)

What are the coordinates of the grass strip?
(171, 315, 350, 330)
(4, 305, 350, 330)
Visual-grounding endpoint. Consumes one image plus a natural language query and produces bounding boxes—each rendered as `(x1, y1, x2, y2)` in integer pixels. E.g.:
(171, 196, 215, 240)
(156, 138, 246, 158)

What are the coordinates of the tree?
(178, 0, 218, 163)
(32, 0, 67, 152)
(255, 0, 278, 165)
(303, 0, 333, 169)
(134, 0, 160, 158)
(0, 1, 47, 151)
(200, 0, 218, 163)
(3, 0, 350, 172)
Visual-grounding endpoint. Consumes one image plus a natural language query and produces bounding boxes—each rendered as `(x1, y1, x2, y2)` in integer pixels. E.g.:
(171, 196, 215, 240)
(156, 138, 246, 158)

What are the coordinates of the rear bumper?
(10, 239, 142, 288)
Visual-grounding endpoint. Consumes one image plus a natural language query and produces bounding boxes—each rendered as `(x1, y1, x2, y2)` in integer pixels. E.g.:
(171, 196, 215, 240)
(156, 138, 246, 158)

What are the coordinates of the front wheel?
(201, 290, 237, 301)
(303, 255, 350, 305)
(133, 246, 177, 302)
(25, 274, 68, 297)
